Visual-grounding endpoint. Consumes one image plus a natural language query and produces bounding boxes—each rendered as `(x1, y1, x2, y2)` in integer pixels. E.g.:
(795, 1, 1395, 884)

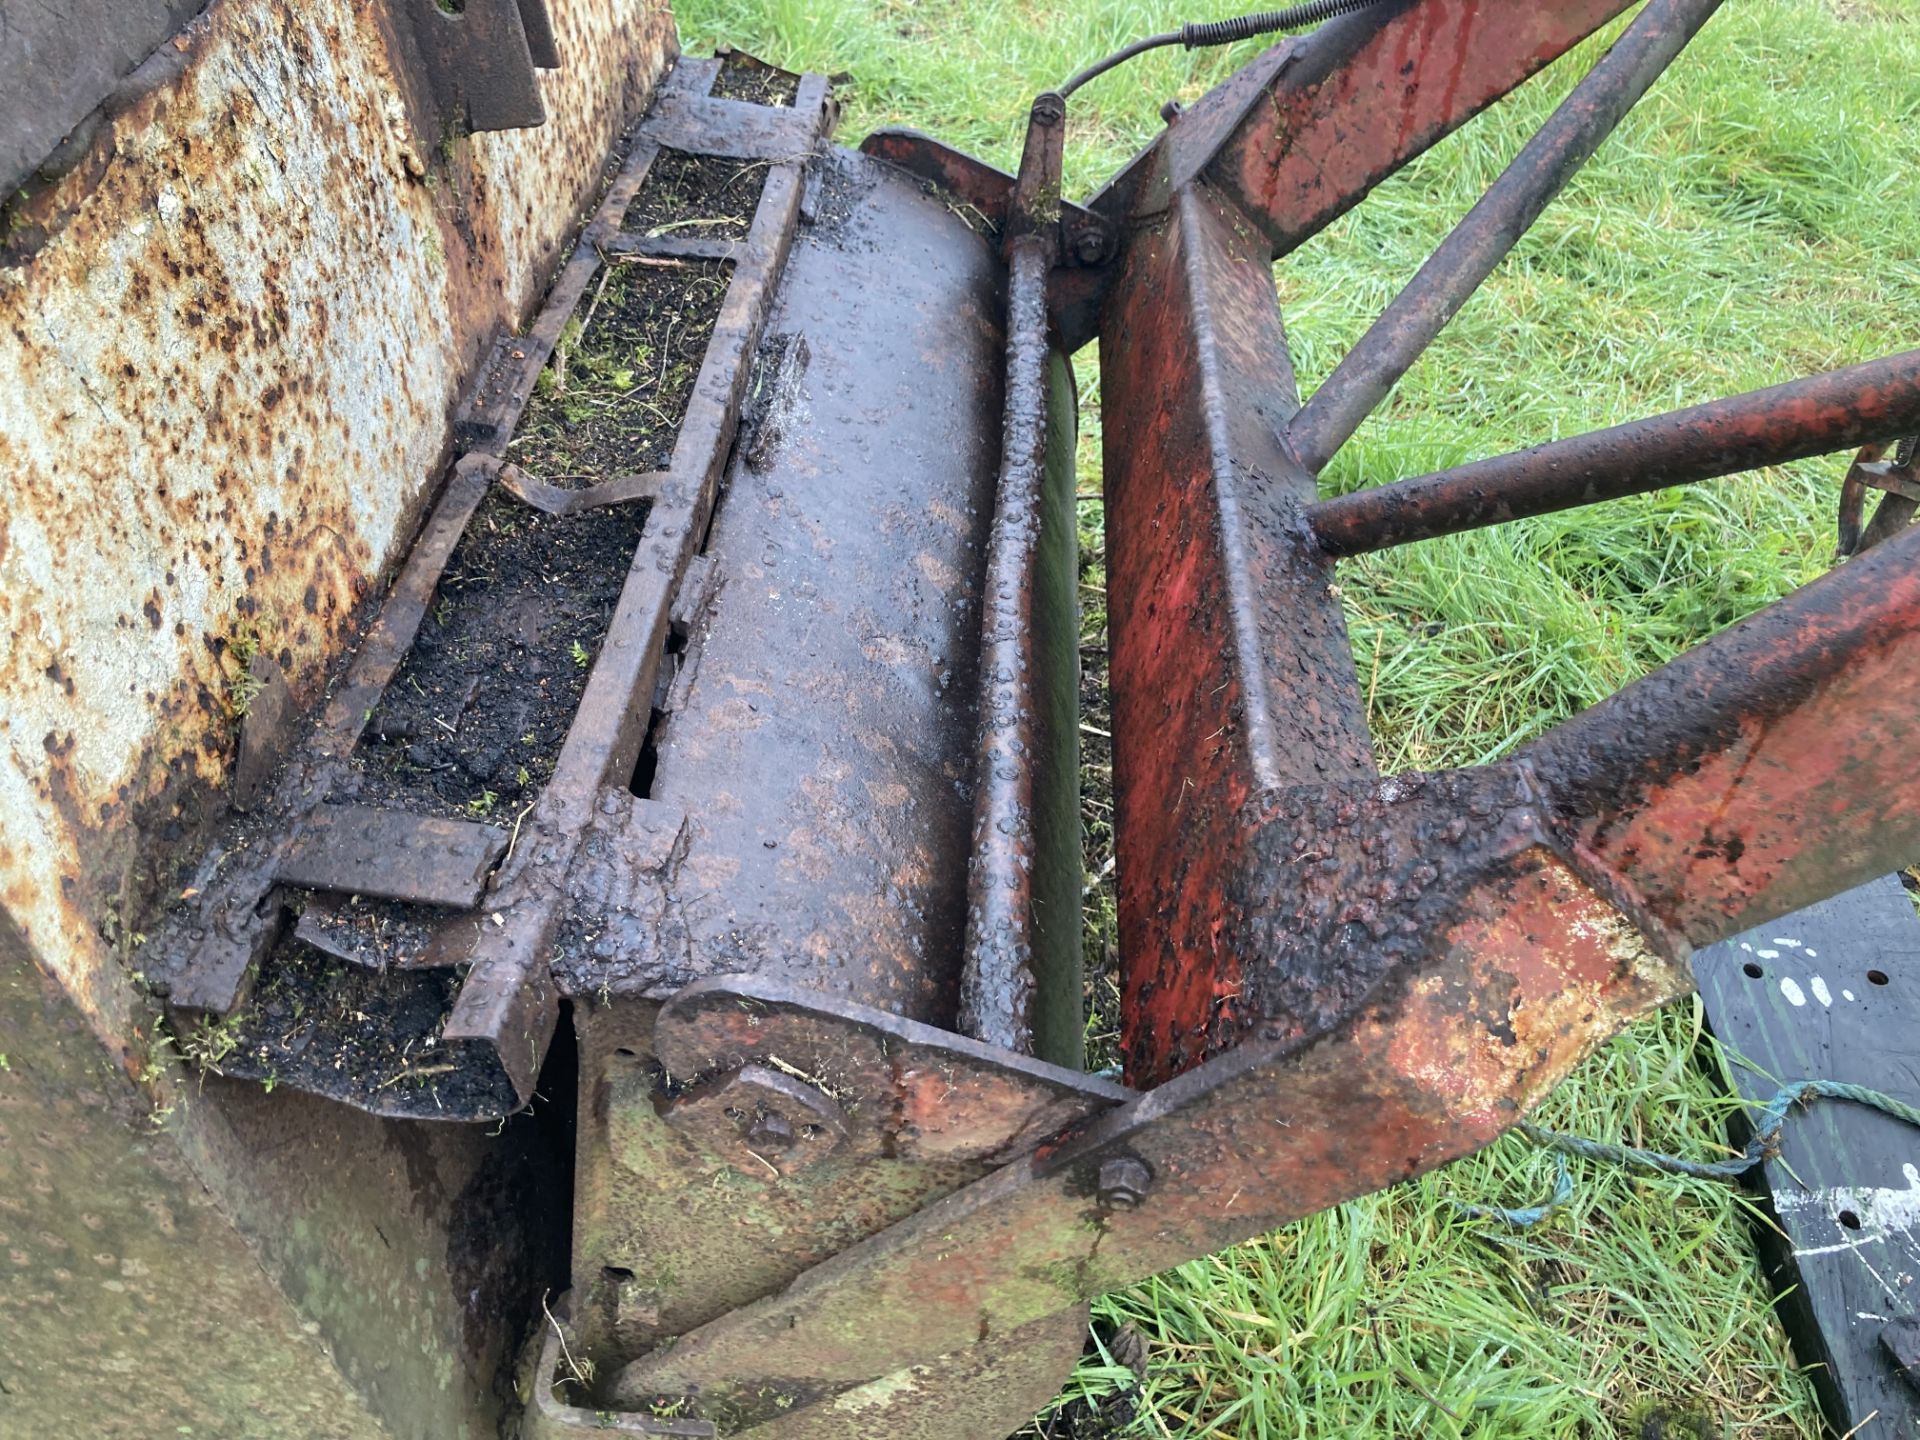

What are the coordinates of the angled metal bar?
(610, 519, 1920, 1425)
(1286, 0, 1725, 474)
(1309, 349, 1920, 554)
(1526, 517, 1920, 947)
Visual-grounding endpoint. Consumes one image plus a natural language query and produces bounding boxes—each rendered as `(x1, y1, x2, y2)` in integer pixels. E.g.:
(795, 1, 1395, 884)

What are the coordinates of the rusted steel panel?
(1099, 180, 1373, 1086)
(558, 149, 1006, 1021)
(0, 0, 206, 196)
(0, 0, 675, 1057)
(1526, 517, 1920, 949)
(1310, 350, 1920, 554)
(558, 144, 1052, 1386)
(1201, 0, 1637, 255)
(448, 79, 833, 1110)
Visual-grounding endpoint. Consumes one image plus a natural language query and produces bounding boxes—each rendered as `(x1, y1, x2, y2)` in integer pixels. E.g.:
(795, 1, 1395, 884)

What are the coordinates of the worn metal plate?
(1695, 876, 1920, 1439)
(0, 0, 675, 1053)
(278, 803, 508, 908)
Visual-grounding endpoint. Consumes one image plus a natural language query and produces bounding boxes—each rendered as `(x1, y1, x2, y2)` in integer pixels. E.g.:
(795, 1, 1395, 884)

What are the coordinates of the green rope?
(1455, 1079, 1920, 1229)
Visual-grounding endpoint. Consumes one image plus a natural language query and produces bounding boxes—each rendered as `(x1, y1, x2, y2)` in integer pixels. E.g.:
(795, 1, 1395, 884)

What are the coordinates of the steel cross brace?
(608, 0, 1920, 1425)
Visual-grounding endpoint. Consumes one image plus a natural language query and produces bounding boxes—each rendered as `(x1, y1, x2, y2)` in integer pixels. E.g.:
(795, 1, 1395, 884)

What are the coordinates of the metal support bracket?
(395, 0, 560, 135)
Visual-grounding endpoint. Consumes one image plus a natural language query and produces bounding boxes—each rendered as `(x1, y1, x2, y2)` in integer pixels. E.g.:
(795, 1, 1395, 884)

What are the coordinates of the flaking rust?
(0, 0, 674, 1045)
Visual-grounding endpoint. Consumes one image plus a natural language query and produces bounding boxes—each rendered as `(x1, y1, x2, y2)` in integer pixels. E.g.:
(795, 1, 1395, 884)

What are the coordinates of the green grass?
(670, 1, 1920, 1434)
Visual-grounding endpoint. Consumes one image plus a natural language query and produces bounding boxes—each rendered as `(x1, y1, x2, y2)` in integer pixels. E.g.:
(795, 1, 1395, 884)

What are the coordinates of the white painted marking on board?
(1806, 948, 1818, 957)
(1758, 948, 1781, 960)
(1773, 937, 1803, 949)
(1844, 989, 1857, 1002)
(1811, 976, 1833, 1006)
(1786, 1164, 1920, 1282)
(1779, 977, 1807, 1007)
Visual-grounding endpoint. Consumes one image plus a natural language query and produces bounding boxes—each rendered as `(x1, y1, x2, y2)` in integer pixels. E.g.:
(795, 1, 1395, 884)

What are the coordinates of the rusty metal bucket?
(13, 1, 1920, 1436)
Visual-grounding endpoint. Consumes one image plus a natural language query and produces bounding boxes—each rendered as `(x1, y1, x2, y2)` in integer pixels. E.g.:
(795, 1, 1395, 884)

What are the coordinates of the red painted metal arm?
(1089, 1, 1636, 255)
(1194, 0, 1637, 254)
(1526, 521, 1920, 950)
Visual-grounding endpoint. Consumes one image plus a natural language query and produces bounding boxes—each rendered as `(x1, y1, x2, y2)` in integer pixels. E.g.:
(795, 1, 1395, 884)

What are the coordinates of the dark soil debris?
(349, 488, 648, 819)
(622, 150, 769, 241)
(711, 53, 799, 106)
(511, 259, 731, 484)
(297, 894, 457, 969)
(216, 936, 518, 1118)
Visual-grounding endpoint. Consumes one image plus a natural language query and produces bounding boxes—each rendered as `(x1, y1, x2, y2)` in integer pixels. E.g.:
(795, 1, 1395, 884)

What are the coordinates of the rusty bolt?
(663, 1063, 848, 1177)
(1160, 99, 1184, 123)
(1096, 1155, 1153, 1210)
(1073, 226, 1112, 266)
(745, 1110, 796, 1152)
(1032, 92, 1066, 127)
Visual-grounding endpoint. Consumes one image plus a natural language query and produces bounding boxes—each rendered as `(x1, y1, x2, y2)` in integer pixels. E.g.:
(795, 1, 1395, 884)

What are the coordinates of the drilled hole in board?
(1742, 961, 1763, 979)
(1868, 969, 1891, 986)
(1839, 1210, 1862, 1231)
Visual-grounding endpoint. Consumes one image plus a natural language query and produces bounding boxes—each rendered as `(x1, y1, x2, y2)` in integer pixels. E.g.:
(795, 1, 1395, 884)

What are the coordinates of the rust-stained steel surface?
(559, 126, 1095, 1412)
(142, 60, 835, 1120)
(655, 976, 1128, 1162)
(1311, 350, 1920, 554)
(1099, 179, 1374, 1086)
(276, 803, 509, 909)
(0, 0, 675, 1053)
(19, 1, 1920, 1434)
(1527, 520, 1920, 947)
(555, 144, 1002, 1022)
(1085, 0, 1634, 257)
(595, 9, 1920, 1419)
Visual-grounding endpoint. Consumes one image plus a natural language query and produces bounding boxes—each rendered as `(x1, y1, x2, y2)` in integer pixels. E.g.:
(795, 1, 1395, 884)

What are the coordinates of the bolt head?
(1096, 1154, 1153, 1210)
(745, 1110, 796, 1152)
(661, 1064, 848, 1177)
(1073, 228, 1111, 265)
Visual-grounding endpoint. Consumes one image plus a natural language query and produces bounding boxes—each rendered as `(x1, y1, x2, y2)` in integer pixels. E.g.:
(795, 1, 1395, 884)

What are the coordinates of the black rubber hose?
(1058, 0, 1390, 98)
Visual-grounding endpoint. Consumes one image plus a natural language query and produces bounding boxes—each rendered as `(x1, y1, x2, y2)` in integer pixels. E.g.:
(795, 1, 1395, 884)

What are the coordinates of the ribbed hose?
(1180, 0, 1387, 48)
(1058, 0, 1389, 97)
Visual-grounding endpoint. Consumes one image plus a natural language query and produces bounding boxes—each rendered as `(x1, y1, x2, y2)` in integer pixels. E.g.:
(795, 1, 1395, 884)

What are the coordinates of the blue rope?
(1454, 1079, 1920, 1230)
(1452, 1155, 1573, 1228)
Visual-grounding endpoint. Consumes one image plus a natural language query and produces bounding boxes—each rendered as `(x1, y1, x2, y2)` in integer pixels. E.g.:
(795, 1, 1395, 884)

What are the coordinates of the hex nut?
(1096, 1154, 1153, 1210)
